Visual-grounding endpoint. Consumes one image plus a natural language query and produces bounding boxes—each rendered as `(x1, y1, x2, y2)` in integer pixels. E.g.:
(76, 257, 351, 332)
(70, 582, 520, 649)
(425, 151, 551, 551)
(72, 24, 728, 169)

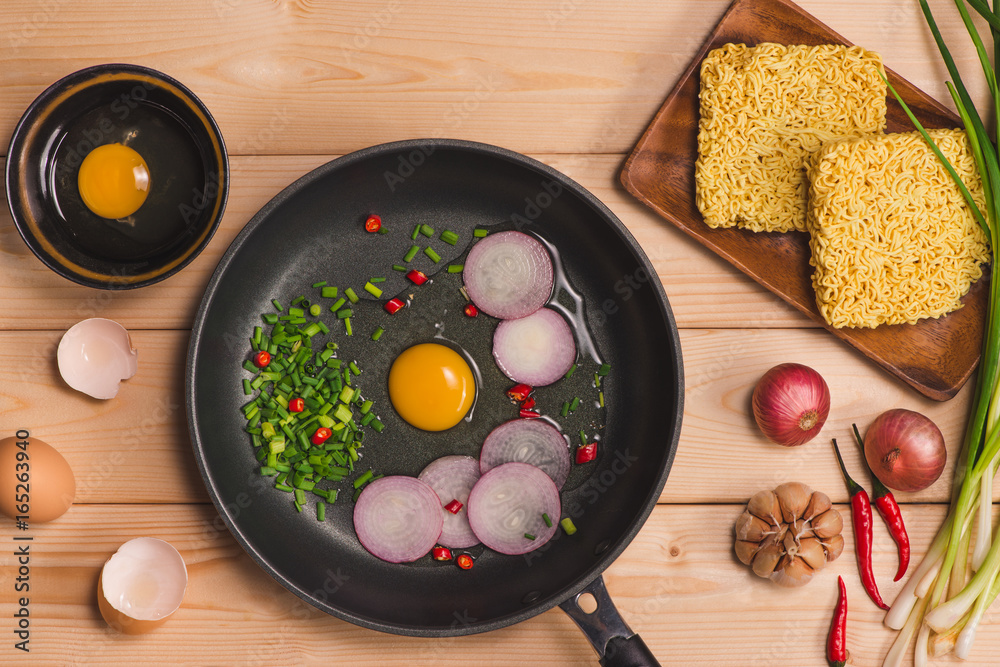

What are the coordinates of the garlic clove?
(822, 534, 845, 562)
(770, 556, 815, 587)
(811, 508, 844, 539)
(751, 543, 783, 578)
(775, 482, 812, 523)
(735, 511, 772, 542)
(797, 537, 827, 570)
(804, 491, 832, 521)
(735, 539, 759, 565)
(747, 489, 781, 525)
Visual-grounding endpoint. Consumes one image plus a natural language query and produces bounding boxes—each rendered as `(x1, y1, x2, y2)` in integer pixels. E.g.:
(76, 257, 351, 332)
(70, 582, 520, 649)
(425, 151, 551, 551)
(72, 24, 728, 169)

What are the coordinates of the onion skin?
(751, 363, 831, 447)
(864, 408, 946, 493)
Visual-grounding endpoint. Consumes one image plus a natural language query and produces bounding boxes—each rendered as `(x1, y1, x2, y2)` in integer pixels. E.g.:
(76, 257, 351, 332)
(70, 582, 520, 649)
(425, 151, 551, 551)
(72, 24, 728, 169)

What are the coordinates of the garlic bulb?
(734, 482, 843, 587)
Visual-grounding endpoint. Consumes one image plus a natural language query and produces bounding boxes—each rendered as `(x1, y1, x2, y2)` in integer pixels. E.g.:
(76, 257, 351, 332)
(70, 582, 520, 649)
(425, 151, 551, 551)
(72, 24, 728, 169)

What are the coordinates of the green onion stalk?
(882, 1, 1000, 663)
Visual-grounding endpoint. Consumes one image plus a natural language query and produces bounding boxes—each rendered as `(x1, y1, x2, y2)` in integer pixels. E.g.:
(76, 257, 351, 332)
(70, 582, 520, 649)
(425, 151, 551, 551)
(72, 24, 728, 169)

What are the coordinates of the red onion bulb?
(864, 409, 946, 493)
(751, 363, 831, 447)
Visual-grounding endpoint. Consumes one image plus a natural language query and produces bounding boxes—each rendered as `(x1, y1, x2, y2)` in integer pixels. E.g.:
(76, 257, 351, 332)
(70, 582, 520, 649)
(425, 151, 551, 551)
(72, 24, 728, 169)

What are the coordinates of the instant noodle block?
(807, 129, 990, 329)
(694, 42, 886, 233)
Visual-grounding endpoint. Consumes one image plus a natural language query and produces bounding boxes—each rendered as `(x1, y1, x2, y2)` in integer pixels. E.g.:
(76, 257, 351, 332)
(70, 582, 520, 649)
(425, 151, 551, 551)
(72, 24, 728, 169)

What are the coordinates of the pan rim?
(185, 138, 683, 637)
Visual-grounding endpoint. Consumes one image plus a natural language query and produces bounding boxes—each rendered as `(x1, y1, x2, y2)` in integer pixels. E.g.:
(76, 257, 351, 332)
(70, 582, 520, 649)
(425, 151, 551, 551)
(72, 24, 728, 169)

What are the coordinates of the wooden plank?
(1, 327, 973, 506)
(0, 1, 988, 156)
(0, 503, 993, 665)
(0, 153, 818, 332)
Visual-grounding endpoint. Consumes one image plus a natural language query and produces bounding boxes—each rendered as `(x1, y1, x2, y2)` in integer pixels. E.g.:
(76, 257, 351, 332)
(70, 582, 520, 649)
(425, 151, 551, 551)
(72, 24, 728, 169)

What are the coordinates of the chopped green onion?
(560, 401, 570, 417)
(579, 430, 587, 445)
(542, 513, 552, 527)
(597, 363, 611, 376)
(364, 281, 383, 298)
(565, 364, 577, 379)
(369, 276, 386, 283)
(411, 224, 421, 240)
(309, 304, 321, 317)
(321, 286, 338, 298)
(473, 228, 488, 238)
(560, 518, 577, 535)
(424, 247, 441, 263)
(392, 264, 407, 272)
(275, 483, 294, 493)
(404, 245, 420, 262)
(243, 378, 252, 395)
(345, 317, 353, 336)
(569, 397, 580, 412)
(271, 299, 283, 311)
(353, 469, 374, 489)
(371, 326, 384, 341)
(599, 391, 604, 408)
(316, 501, 326, 521)
(440, 230, 459, 245)
(344, 287, 359, 304)
(447, 264, 464, 273)
(524, 533, 536, 540)
(329, 297, 346, 312)
(311, 281, 327, 288)
(419, 224, 435, 237)
(337, 308, 353, 319)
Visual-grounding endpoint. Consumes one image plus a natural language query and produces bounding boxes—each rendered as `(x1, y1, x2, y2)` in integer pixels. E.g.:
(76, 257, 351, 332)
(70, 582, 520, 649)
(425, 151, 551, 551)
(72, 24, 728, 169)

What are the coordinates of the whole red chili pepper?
(827, 576, 847, 667)
(853, 424, 910, 581)
(832, 438, 889, 611)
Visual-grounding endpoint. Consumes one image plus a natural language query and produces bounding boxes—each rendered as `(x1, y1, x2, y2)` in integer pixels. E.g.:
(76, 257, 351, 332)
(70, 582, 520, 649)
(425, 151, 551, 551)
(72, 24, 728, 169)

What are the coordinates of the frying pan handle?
(559, 575, 660, 667)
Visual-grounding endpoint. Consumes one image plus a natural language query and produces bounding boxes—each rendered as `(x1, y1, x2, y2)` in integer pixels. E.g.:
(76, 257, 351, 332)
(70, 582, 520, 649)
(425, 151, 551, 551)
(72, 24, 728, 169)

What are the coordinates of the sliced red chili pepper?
(364, 214, 382, 233)
(456, 553, 474, 570)
(506, 383, 533, 403)
(288, 397, 305, 413)
(253, 350, 271, 368)
(444, 499, 463, 514)
(853, 424, 910, 581)
(311, 427, 333, 445)
(520, 397, 536, 411)
(576, 442, 597, 464)
(406, 269, 428, 285)
(832, 438, 888, 610)
(384, 298, 406, 314)
(827, 575, 847, 667)
(432, 546, 452, 562)
(463, 303, 479, 318)
(519, 409, 541, 419)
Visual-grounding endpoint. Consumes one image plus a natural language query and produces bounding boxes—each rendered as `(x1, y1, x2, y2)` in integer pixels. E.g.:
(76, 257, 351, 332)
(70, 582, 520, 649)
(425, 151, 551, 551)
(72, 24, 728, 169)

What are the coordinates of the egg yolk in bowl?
(388, 342, 475, 431)
(77, 143, 150, 219)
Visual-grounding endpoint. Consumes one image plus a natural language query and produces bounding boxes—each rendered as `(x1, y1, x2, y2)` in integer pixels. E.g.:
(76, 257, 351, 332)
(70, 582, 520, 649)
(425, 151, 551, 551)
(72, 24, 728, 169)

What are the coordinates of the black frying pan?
(186, 139, 683, 665)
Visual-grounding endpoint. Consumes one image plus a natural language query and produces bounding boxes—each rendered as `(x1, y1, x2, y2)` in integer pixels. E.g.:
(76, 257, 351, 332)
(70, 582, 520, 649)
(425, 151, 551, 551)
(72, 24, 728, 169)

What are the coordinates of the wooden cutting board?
(620, 0, 988, 401)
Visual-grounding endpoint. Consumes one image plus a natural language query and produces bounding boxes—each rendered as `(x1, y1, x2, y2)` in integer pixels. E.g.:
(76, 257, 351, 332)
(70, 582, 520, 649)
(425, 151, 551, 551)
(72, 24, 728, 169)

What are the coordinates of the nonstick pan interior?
(186, 139, 683, 636)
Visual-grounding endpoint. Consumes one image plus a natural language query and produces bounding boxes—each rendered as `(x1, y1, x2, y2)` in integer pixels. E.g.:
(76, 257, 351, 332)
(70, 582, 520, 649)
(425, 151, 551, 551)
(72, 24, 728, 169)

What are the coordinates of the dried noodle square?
(695, 42, 887, 232)
(808, 129, 990, 329)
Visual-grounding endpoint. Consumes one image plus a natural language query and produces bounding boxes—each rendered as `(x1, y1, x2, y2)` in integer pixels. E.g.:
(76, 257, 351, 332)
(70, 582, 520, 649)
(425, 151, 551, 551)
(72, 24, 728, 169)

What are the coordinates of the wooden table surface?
(1, 1, 998, 665)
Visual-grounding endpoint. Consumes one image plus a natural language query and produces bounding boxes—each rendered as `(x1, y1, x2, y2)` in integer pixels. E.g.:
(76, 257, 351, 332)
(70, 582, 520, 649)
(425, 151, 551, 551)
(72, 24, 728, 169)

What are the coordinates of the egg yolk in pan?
(388, 343, 475, 431)
(77, 143, 151, 219)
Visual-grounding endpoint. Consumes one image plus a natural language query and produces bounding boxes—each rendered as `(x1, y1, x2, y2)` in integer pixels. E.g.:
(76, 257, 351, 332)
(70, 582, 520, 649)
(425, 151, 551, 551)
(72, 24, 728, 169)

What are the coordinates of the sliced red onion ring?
(463, 231, 553, 319)
(480, 419, 570, 488)
(467, 462, 560, 555)
(493, 307, 576, 386)
(418, 455, 481, 549)
(353, 476, 443, 563)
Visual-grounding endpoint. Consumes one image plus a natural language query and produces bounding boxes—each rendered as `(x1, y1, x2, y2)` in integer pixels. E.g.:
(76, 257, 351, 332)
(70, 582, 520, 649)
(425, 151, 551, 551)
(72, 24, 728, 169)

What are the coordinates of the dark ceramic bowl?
(6, 64, 228, 289)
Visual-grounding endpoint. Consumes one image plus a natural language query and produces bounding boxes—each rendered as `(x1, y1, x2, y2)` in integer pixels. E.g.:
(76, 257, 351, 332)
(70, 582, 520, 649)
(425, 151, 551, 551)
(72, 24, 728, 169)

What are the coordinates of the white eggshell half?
(98, 537, 187, 634)
(57, 318, 138, 399)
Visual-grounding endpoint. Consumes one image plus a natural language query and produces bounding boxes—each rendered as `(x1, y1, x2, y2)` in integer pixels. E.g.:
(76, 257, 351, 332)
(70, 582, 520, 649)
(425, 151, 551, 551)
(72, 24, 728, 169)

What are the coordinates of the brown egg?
(0, 436, 75, 523)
